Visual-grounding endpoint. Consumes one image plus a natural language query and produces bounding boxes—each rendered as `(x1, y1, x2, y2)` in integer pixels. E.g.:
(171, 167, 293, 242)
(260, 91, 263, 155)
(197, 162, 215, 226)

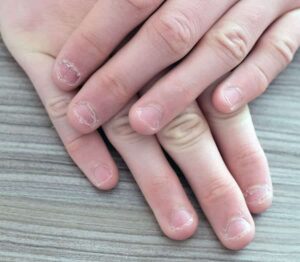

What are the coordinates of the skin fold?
(0, 0, 277, 250)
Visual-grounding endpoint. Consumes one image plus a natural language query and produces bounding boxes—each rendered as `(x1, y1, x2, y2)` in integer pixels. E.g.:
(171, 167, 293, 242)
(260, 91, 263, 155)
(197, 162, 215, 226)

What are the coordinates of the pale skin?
(50, 0, 300, 136)
(2, 0, 296, 250)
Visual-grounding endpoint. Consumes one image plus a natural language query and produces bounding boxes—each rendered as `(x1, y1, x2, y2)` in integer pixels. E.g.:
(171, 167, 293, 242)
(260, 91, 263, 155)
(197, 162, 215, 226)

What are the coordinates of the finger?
(129, 0, 296, 135)
(53, 0, 164, 90)
(201, 85, 272, 214)
(18, 52, 119, 190)
(156, 102, 255, 250)
(213, 9, 300, 113)
(66, 0, 237, 134)
(103, 98, 198, 240)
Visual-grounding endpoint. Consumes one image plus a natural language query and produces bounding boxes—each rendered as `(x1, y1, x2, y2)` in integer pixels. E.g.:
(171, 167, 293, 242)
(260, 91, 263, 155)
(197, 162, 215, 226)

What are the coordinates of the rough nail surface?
(224, 217, 251, 240)
(223, 86, 243, 111)
(136, 105, 163, 132)
(170, 209, 194, 230)
(92, 165, 113, 188)
(57, 59, 81, 86)
(73, 101, 99, 128)
(244, 184, 273, 205)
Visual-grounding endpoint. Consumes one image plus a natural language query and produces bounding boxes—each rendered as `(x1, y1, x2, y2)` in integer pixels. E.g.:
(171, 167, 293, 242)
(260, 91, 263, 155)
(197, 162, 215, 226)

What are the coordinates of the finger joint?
(151, 10, 195, 58)
(108, 113, 144, 143)
(160, 108, 208, 151)
(269, 36, 298, 66)
(206, 23, 249, 67)
(101, 72, 130, 102)
(47, 96, 71, 121)
(201, 177, 236, 206)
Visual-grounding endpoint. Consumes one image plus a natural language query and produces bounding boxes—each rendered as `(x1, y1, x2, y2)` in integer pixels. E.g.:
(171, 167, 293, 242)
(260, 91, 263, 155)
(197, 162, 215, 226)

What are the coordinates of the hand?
(1, 0, 272, 250)
(51, 0, 300, 135)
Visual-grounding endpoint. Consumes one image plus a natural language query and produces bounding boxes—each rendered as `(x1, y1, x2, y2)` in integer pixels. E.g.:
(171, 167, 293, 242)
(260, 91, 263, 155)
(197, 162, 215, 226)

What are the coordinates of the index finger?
(52, 0, 163, 90)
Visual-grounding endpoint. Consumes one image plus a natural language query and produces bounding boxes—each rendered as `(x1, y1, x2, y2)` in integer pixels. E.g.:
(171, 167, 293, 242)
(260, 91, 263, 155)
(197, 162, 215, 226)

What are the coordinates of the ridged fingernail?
(224, 217, 251, 240)
(170, 209, 194, 230)
(57, 59, 81, 86)
(92, 165, 113, 188)
(244, 184, 273, 205)
(136, 104, 163, 132)
(223, 86, 243, 111)
(73, 101, 99, 128)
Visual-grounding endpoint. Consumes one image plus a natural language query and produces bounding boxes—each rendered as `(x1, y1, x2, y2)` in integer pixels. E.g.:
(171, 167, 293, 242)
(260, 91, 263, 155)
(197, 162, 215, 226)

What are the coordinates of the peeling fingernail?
(57, 59, 81, 86)
(136, 104, 163, 133)
(244, 184, 273, 205)
(223, 86, 243, 111)
(92, 165, 113, 188)
(73, 101, 99, 128)
(170, 209, 194, 230)
(224, 217, 251, 240)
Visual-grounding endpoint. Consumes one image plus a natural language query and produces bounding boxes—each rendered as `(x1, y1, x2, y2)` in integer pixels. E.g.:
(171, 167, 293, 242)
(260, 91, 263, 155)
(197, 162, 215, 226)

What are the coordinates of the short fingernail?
(57, 59, 81, 86)
(244, 184, 273, 205)
(170, 209, 194, 230)
(73, 101, 99, 128)
(222, 86, 243, 111)
(136, 104, 163, 132)
(92, 165, 113, 188)
(224, 217, 251, 240)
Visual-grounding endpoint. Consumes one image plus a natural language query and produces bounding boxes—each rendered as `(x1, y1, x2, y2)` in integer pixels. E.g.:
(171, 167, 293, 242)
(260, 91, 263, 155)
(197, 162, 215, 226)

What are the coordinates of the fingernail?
(92, 165, 113, 188)
(170, 209, 194, 230)
(57, 59, 81, 86)
(224, 217, 251, 240)
(73, 101, 99, 128)
(244, 184, 273, 205)
(222, 86, 243, 111)
(136, 104, 163, 132)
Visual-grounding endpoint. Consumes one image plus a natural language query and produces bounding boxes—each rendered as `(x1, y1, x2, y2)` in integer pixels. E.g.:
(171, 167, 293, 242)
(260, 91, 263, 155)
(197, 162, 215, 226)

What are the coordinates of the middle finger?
(157, 102, 255, 250)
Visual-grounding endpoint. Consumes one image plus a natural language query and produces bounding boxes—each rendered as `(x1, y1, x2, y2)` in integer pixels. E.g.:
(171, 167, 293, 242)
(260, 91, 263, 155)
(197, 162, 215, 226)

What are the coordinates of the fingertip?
(244, 184, 273, 214)
(163, 211, 199, 241)
(212, 87, 235, 114)
(212, 85, 246, 114)
(129, 106, 159, 135)
(67, 100, 100, 134)
(52, 58, 81, 91)
(221, 218, 255, 251)
(88, 164, 119, 191)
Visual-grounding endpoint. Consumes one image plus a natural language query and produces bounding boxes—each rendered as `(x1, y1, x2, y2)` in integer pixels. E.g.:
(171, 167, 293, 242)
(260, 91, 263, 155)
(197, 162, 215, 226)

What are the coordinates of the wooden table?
(0, 36, 299, 262)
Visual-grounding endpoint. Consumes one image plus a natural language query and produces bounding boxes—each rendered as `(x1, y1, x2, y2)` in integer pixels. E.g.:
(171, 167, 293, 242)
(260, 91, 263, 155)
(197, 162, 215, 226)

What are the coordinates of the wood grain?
(0, 35, 299, 262)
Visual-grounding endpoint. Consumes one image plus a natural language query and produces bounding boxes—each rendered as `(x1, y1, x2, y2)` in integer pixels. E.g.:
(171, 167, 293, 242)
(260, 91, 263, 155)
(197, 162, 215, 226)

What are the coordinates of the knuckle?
(268, 36, 298, 66)
(101, 72, 129, 101)
(151, 10, 195, 57)
(108, 113, 144, 143)
(160, 108, 208, 150)
(234, 144, 265, 170)
(206, 23, 249, 66)
(46, 96, 71, 120)
(78, 28, 107, 58)
(65, 136, 84, 156)
(201, 177, 236, 206)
